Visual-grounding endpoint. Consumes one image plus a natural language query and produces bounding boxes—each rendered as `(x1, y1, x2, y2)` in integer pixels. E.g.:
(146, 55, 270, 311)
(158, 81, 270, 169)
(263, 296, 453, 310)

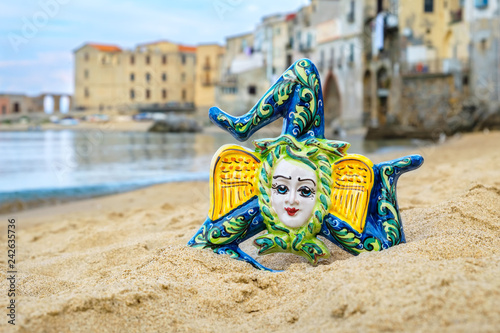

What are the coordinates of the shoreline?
(0, 126, 434, 215)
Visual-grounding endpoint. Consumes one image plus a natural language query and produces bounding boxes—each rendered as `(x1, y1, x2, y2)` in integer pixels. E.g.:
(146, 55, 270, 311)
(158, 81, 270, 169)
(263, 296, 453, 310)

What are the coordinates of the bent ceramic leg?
(370, 154, 424, 245)
(319, 154, 423, 255)
(187, 198, 272, 270)
(209, 59, 325, 141)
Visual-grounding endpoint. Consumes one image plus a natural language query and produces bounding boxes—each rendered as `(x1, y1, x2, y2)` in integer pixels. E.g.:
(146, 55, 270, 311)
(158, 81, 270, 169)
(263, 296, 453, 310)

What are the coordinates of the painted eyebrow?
(298, 177, 316, 186)
(273, 175, 291, 180)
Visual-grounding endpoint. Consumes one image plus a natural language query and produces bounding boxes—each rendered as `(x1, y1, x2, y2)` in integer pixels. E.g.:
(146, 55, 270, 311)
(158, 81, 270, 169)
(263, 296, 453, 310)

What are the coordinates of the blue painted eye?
(299, 186, 313, 197)
(277, 185, 288, 194)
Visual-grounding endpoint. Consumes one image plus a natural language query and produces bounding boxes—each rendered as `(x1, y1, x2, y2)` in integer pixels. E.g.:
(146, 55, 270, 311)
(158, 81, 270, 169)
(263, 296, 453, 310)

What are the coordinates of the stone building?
(215, 32, 268, 116)
(466, 0, 500, 106)
(288, 4, 316, 64)
(74, 41, 197, 113)
(311, 0, 367, 130)
(363, 0, 500, 136)
(194, 44, 225, 115)
(215, 9, 317, 118)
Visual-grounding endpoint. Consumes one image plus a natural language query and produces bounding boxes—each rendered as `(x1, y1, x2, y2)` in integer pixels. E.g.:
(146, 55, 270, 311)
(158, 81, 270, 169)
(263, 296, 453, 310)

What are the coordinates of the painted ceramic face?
(271, 159, 317, 229)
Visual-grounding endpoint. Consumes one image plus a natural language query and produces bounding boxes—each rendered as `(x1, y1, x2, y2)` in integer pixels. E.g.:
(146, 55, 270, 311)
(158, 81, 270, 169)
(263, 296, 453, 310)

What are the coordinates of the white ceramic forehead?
(273, 159, 317, 183)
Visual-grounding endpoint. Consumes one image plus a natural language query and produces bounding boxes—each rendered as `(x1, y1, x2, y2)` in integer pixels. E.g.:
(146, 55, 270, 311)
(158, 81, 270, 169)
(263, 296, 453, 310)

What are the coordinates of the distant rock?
(148, 115, 201, 133)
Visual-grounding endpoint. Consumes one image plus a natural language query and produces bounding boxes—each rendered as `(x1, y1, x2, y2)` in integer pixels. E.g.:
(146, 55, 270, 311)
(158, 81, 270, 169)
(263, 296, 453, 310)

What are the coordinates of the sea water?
(0, 130, 426, 207)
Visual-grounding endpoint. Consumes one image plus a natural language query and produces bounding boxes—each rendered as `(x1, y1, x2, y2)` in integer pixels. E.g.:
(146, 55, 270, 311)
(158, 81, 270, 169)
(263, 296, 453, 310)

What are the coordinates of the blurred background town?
(1, 0, 499, 211)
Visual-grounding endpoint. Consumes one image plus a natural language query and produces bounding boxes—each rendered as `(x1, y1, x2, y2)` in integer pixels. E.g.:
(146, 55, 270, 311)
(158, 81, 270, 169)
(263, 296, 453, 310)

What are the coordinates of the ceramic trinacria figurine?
(188, 59, 423, 272)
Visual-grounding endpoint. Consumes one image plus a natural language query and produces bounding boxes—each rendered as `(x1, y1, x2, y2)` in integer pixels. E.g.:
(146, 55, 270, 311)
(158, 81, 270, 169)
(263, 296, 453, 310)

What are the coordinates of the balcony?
(203, 63, 212, 70)
(299, 43, 313, 53)
(217, 75, 237, 87)
(401, 58, 470, 75)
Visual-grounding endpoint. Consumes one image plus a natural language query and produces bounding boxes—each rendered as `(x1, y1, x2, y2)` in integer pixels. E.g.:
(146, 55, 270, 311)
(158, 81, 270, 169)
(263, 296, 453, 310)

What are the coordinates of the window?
(145, 89, 150, 100)
(248, 85, 257, 95)
(349, 44, 354, 63)
(181, 54, 186, 65)
(1, 105, 5, 114)
(162, 55, 167, 64)
(181, 73, 186, 82)
(348, 0, 355, 22)
(130, 89, 135, 100)
(146, 73, 151, 83)
(462, 75, 469, 86)
(146, 55, 150, 65)
(424, 0, 434, 12)
(84, 69, 89, 79)
(84, 53, 89, 61)
(182, 89, 186, 101)
(162, 73, 167, 81)
(162, 89, 167, 99)
(84, 88, 89, 98)
(130, 73, 135, 81)
(130, 55, 135, 65)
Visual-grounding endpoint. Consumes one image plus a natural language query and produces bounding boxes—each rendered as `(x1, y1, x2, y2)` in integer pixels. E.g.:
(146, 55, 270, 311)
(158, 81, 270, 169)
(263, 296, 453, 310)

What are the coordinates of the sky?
(0, 0, 308, 96)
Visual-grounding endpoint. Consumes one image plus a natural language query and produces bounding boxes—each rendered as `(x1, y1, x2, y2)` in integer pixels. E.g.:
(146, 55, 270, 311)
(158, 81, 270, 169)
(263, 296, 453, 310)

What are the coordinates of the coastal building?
(0, 94, 28, 114)
(362, 0, 500, 136)
(194, 44, 225, 116)
(215, 32, 268, 116)
(0, 93, 70, 115)
(311, 0, 366, 130)
(215, 11, 312, 117)
(466, 0, 500, 106)
(254, 13, 294, 83)
(73, 41, 197, 113)
(288, 4, 316, 64)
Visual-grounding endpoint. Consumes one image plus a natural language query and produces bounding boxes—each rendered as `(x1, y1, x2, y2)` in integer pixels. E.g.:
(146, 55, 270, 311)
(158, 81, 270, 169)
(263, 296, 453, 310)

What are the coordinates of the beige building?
(194, 44, 225, 114)
(74, 41, 197, 113)
(398, 0, 470, 73)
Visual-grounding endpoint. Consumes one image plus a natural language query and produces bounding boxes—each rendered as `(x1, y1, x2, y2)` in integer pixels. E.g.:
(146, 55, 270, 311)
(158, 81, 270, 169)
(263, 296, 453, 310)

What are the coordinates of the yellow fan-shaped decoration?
(330, 154, 374, 233)
(209, 145, 262, 221)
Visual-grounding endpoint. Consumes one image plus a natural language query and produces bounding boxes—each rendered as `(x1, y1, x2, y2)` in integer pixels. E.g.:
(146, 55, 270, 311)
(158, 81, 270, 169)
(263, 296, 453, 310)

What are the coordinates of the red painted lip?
(285, 207, 299, 216)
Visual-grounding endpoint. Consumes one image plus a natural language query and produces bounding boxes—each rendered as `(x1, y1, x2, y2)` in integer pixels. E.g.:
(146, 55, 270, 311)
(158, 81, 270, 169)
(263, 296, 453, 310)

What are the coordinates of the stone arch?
(43, 95, 55, 114)
(323, 70, 342, 128)
(60, 95, 70, 113)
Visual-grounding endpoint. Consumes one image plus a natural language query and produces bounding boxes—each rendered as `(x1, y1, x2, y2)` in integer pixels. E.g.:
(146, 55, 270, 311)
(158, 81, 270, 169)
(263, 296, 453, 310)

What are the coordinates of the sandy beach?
(1, 131, 499, 332)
